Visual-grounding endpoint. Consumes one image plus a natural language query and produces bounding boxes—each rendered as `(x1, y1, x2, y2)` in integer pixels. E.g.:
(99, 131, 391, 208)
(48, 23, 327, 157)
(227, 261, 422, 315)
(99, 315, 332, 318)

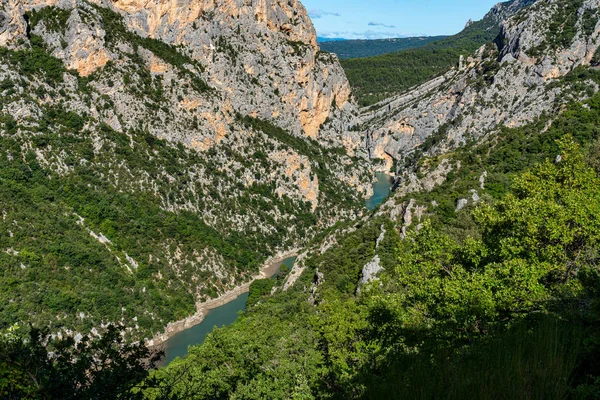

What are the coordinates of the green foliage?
(158, 137, 600, 398)
(155, 219, 394, 398)
(582, 9, 599, 38)
(0, 34, 67, 85)
(29, 6, 71, 32)
(362, 315, 581, 400)
(361, 138, 600, 396)
(149, 294, 323, 399)
(376, 139, 598, 346)
(318, 36, 447, 59)
(247, 279, 274, 307)
(0, 115, 289, 337)
(0, 325, 166, 399)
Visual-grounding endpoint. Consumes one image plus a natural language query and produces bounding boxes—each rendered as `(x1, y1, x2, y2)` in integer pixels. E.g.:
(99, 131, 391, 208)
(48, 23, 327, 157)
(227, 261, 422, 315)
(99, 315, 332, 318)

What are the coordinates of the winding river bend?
(160, 172, 394, 366)
(160, 257, 296, 366)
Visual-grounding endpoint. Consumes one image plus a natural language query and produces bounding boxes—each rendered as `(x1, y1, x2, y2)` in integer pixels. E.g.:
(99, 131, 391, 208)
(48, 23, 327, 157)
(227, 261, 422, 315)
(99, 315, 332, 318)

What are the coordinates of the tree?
(0, 324, 167, 399)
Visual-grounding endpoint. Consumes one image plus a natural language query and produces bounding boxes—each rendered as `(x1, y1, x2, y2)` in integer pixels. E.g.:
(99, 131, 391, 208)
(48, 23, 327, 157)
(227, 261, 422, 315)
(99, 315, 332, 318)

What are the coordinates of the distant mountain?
(317, 37, 347, 42)
(319, 36, 447, 59)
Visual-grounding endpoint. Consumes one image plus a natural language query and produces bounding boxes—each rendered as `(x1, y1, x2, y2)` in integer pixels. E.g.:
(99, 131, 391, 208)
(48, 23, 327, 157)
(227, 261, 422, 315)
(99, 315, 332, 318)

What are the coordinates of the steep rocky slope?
(364, 0, 598, 172)
(2, 0, 363, 145)
(0, 0, 372, 340)
(281, 0, 600, 321)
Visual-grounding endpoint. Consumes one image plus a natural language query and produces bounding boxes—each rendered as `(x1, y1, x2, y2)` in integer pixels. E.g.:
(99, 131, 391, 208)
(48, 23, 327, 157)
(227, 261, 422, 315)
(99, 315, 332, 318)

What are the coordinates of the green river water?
(160, 172, 394, 366)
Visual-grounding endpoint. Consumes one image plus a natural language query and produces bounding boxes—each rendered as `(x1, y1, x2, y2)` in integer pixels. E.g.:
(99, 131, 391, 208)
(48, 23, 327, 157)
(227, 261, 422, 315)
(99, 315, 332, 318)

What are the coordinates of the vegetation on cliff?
(0, 4, 370, 343)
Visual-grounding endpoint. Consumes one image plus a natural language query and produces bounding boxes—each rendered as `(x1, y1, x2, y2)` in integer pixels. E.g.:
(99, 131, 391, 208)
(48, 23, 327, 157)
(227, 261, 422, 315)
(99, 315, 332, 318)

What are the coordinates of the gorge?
(158, 172, 394, 367)
(3, 0, 600, 398)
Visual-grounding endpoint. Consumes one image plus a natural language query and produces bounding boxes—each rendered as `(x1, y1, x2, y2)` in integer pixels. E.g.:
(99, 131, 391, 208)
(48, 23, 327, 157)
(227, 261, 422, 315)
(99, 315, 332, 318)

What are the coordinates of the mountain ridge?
(319, 36, 448, 59)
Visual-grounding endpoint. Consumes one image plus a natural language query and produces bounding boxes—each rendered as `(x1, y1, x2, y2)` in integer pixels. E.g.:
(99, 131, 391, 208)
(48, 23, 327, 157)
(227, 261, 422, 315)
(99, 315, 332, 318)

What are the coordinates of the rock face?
(0, 0, 27, 46)
(486, 0, 538, 24)
(363, 0, 600, 165)
(0, 0, 372, 339)
(11, 0, 362, 151)
(0, 0, 372, 207)
(356, 255, 384, 294)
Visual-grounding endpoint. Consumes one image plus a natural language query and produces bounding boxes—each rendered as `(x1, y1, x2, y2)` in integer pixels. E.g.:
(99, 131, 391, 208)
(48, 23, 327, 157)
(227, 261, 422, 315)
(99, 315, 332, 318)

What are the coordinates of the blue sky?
(302, 0, 500, 40)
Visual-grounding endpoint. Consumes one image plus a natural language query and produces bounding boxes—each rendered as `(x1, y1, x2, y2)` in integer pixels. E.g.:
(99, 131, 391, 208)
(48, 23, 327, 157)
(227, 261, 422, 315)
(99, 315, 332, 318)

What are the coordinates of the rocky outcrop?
(356, 255, 384, 294)
(0, 0, 27, 46)
(486, 0, 538, 24)
(307, 267, 324, 305)
(0, 0, 373, 205)
(3, 0, 366, 157)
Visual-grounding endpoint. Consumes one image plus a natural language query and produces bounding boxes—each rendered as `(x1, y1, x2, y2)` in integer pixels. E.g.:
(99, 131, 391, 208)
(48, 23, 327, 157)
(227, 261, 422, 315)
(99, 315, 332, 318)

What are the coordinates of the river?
(160, 256, 297, 366)
(159, 172, 394, 366)
(366, 172, 395, 210)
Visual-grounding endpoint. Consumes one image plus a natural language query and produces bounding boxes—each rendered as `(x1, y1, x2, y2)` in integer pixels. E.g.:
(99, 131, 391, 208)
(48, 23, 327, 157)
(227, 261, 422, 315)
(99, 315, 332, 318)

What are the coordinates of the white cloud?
(308, 9, 341, 19)
(368, 21, 396, 29)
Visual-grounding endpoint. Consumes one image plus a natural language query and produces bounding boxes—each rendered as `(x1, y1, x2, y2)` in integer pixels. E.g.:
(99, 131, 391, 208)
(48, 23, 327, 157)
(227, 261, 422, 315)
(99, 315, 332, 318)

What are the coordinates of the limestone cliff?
(356, 0, 600, 245)
(4, 0, 361, 150)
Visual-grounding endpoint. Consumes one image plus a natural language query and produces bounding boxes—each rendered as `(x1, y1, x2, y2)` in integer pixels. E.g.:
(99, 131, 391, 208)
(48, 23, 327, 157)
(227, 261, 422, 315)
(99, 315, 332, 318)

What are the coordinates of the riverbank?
(146, 249, 299, 348)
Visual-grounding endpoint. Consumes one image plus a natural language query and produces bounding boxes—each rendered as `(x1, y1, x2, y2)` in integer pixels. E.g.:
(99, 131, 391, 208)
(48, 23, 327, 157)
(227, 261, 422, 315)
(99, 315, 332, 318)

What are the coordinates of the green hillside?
(318, 36, 447, 59)
(341, 17, 501, 106)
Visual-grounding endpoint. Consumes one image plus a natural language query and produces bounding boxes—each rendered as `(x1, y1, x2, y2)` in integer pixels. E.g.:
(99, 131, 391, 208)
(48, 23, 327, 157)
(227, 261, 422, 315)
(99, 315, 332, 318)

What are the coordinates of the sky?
(302, 0, 501, 40)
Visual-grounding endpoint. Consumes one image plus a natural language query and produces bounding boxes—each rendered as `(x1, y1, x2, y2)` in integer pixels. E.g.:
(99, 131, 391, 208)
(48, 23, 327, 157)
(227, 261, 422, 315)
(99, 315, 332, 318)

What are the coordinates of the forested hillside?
(318, 36, 446, 59)
(0, 0, 372, 344)
(6, 106, 600, 396)
(342, 0, 534, 106)
(149, 71, 600, 399)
